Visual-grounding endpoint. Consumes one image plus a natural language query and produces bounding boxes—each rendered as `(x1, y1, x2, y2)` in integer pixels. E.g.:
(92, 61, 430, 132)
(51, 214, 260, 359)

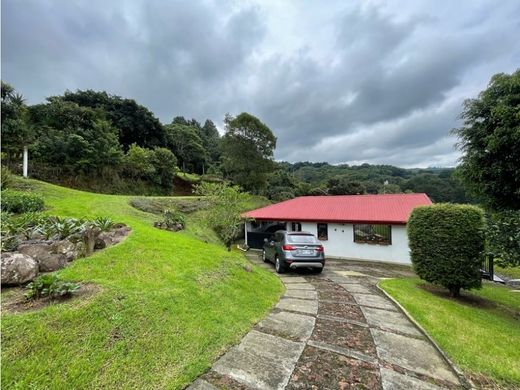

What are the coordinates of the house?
(242, 193, 432, 264)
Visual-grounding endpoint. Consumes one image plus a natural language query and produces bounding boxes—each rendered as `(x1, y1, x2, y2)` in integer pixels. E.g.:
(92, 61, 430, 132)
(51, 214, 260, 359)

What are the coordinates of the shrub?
(93, 216, 115, 232)
(163, 208, 185, 228)
(25, 274, 80, 300)
(1, 166, 13, 190)
(486, 210, 520, 267)
(408, 203, 485, 297)
(1, 190, 45, 213)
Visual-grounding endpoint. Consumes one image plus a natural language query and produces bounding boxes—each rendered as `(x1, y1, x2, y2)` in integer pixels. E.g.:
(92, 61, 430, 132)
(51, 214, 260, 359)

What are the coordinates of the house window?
(291, 222, 302, 232)
(317, 223, 328, 241)
(354, 224, 392, 245)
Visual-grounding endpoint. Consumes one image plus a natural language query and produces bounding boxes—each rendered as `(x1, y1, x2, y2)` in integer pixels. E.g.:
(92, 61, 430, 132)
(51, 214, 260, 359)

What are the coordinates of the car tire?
(275, 256, 286, 274)
(262, 249, 269, 263)
(314, 267, 324, 274)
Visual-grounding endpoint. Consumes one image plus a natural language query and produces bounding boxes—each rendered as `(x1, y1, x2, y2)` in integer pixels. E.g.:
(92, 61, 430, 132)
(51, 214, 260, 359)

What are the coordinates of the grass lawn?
(380, 278, 520, 387)
(1, 179, 283, 389)
(495, 265, 520, 279)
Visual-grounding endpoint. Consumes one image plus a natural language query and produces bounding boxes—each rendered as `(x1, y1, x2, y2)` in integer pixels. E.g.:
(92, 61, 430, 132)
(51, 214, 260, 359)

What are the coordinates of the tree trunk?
(449, 286, 460, 298)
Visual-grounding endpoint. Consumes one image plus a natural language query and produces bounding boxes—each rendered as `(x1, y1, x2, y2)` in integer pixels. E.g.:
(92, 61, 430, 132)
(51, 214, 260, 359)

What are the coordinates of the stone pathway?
(188, 254, 464, 390)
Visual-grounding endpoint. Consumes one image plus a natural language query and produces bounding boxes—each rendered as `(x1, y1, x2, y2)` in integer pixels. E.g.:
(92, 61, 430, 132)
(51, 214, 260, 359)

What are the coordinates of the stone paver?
(380, 368, 444, 390)
(371, 329, 460, 384)
(188, 379, 219, 390)
(340, 283, 373, 294)
(280, 276, 307, 283)
(213, 330, 304, 390)
(361, 306, 422, 337)
(354, 293, 398, 311)
(276, 297, 318, 315)
(284, 283, 315, 290)
(283, 289, 317, 300)
(188, 255, 463, 390)
(257, 311, 315, 341)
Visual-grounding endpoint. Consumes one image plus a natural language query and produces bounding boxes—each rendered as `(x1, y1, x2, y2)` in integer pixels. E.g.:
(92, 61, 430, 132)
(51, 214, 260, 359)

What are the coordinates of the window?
(317, 223, 328, 241)
(287, 234, 317, 244)
(354, 224, 391, 245)
(291, 222, 302, 232)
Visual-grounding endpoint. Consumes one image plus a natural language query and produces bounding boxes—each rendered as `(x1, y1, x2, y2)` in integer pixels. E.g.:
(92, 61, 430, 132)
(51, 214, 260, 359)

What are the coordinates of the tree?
(199, 119, 221, 165)
(453, 69, 520, 210)
(29, 99, 123, 174)
(486, 210, 520, 267)
(1, 82, 34, 169)
(194, 182, 251, 250)
(164, 123, 206, 172)
(150, 147, 178, 190)
(408, 204, 485, 297)
(220, 113, 277, 192)
(58, 90, 166, 150)
(327, 178, 366, 195)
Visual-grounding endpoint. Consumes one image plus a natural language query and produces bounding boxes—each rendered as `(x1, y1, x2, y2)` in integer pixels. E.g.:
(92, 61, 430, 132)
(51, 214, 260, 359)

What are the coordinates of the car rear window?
(287, 234, 317, 244)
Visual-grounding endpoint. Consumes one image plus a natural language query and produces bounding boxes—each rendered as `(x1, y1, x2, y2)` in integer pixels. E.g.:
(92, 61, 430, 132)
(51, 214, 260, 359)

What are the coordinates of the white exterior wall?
(299, 222, 410, 264)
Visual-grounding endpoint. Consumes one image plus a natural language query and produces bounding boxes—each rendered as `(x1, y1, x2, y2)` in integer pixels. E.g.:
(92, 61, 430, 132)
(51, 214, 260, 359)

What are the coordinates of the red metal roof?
(243, 193, 432, 224)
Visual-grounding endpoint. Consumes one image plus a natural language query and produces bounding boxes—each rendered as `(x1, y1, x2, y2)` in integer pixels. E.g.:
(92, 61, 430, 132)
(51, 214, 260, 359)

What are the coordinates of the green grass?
(380, 278, 520, 387)
(1, 179, 283, 389)
(495, 265, 520, 279)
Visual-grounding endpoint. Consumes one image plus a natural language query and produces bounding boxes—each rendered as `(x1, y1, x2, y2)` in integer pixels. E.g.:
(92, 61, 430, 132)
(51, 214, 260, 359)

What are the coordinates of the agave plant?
(93, 216, 115, 232)
(47, 217, 86, 240)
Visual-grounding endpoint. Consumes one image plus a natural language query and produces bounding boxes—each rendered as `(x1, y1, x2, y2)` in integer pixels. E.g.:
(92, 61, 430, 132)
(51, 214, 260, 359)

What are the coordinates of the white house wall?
(298, 222, 410, 264)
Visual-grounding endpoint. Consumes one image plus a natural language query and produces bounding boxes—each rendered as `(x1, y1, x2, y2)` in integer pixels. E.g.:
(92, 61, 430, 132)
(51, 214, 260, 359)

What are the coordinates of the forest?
(0, 81, 475, 204)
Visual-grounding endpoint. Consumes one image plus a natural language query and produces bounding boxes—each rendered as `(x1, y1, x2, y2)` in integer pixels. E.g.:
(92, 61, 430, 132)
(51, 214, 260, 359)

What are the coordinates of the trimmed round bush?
(1, 190, 45, 214)
(408, 203, 485, 297)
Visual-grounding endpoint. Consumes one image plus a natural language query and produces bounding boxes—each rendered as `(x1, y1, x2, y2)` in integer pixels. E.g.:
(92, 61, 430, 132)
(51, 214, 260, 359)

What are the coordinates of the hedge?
(408, 203, 485, 297)
(1, 190, 45, 214)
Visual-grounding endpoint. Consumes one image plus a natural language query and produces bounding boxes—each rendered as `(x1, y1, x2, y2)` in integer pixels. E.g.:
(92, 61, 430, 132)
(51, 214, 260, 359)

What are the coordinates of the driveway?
(189, 253, 465, 390)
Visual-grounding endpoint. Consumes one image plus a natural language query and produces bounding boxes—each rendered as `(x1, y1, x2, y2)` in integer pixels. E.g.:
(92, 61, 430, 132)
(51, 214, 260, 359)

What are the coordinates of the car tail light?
(316, 245, 324, 252)
(282, 245, 296, 251)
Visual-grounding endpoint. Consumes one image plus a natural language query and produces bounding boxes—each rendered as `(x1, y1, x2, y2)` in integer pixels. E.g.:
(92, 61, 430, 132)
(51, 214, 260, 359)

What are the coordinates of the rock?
(51, 240, 80, 262)
(96, 226, 131, 248)
(1, 252, 39, 285)
(18, 242, 68, 272)
(82, 226, 102, 256)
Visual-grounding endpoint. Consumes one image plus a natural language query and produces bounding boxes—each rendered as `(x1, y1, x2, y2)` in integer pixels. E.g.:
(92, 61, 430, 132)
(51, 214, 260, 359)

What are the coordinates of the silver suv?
(262, 231, 325, 274)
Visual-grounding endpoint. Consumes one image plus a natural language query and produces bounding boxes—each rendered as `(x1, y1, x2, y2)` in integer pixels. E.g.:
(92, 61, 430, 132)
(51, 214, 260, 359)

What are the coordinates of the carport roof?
(242, 193, 432, 225)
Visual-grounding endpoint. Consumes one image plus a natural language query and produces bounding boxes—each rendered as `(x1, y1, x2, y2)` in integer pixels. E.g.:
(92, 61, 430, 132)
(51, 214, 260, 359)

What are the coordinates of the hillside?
(1, 179, 282, 389)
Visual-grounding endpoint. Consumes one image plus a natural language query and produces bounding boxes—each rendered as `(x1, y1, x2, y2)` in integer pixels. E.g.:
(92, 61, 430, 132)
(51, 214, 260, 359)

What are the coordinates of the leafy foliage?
(25, 274, 80, 300)
(221, 113, 277, 192)
(408, 204, 485, 297)
(1, 166, 13, 190)
(194, 182, 251, 250)
(486, 210, 520, 267)
(165, 123, 206, 172)
(29, 99, 123, 174)
(58, 89, 166, 149)
(162, 208, 185, 228)
(453, 69, 520, 210)
(1, 190, 45, 213)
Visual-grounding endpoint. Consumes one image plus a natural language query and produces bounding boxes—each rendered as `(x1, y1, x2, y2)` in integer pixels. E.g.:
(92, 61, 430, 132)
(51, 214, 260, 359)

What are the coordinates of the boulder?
(17, 242, 68, 272)
(51, 240, 81, 262)
(1, 252, 39, 285)
(95, 226, 131, 248)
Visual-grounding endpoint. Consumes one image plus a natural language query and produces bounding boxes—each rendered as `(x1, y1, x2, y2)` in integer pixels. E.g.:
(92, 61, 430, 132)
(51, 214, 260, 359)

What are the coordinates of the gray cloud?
(2, 0, 519, 167)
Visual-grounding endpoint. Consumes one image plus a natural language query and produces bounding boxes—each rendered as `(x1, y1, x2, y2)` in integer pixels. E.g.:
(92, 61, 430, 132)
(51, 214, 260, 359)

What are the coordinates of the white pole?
(23, 146, 28, 178)
(244, 221, 248, 246)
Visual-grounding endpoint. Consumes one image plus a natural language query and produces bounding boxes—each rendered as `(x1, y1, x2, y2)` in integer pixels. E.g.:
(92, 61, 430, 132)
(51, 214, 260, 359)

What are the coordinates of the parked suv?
(262, 230, 325, 274)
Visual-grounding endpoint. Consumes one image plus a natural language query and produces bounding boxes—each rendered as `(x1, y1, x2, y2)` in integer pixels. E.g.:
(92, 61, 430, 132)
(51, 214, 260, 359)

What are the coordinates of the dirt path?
(188, 254, 464, 390)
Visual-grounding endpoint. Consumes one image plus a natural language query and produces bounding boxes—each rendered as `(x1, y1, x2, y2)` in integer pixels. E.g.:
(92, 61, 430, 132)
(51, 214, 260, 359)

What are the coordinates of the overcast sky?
(2, 0, 519, 167)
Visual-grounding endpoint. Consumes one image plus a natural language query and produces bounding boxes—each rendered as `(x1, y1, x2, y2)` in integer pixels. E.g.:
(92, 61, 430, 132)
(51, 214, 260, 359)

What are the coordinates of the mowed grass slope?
(1, 180, 283, 389)
(380, 278, 520, 387)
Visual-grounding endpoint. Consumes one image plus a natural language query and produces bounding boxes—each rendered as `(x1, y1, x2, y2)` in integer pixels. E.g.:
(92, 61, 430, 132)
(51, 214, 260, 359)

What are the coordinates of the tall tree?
(220, 113, 277, 192)
(1, 82, 34, 168)
(164, 123, 205, 172)
(58, 90, 166, 150)
(453, 69, 520, 210)
(29, 99, 122, 174)
(200, 119, 221, 165)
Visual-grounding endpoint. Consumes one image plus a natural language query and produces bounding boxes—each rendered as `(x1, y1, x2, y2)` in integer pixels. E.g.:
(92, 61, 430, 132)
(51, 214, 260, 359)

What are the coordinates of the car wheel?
(275, 256, 286, 274)
(314, 267, 324, 274)
(262, 249, 269, 263)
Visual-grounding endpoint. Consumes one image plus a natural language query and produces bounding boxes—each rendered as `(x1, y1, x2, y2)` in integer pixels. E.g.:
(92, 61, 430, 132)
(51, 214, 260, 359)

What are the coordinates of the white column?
(23, 146, 28, 178)
(244, 222, 249, 246)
